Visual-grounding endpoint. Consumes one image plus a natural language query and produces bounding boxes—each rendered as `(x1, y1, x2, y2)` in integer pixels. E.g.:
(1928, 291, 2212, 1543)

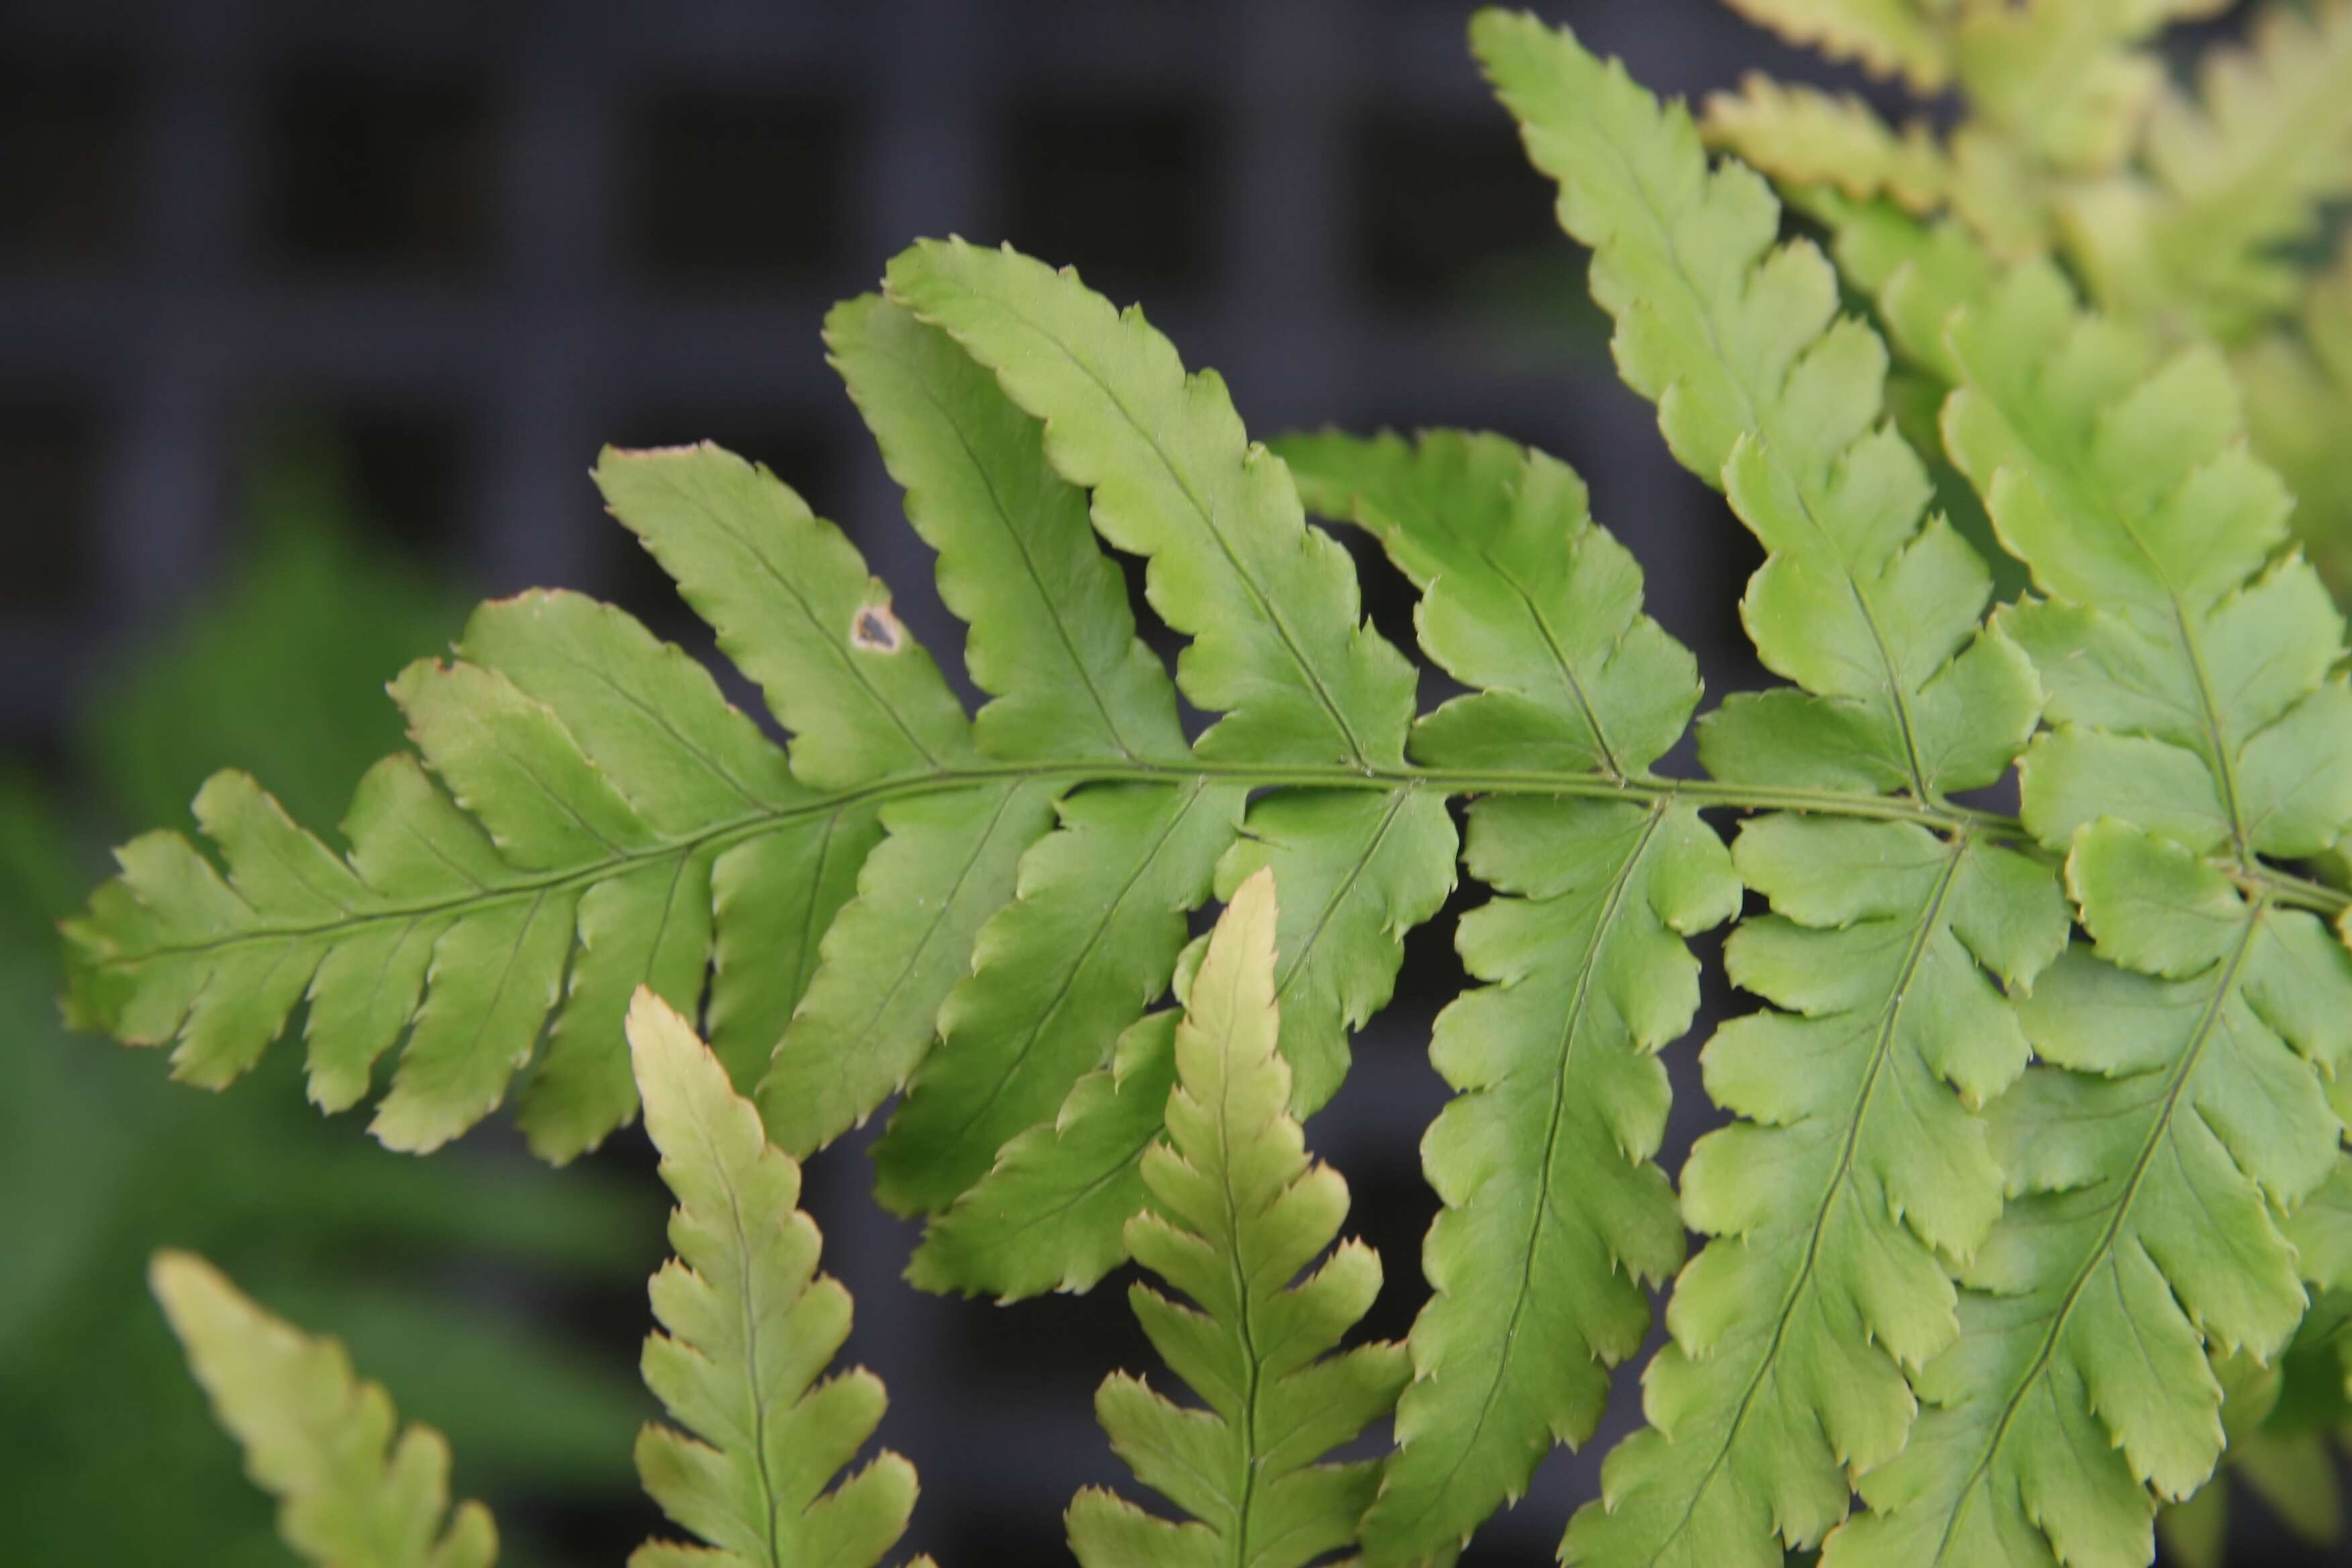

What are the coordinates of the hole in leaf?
(852, 604, 903, 653)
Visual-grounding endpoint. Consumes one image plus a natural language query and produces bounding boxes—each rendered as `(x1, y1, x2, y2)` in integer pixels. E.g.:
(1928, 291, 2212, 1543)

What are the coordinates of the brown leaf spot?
(852, 604, 905, 653)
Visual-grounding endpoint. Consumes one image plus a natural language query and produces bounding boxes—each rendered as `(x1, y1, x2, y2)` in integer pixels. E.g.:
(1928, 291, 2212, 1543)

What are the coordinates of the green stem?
(107, 759, 2350, 969)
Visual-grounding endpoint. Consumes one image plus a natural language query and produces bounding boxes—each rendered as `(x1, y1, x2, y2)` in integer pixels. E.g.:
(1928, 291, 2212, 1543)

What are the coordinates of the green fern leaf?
(1715, 0, 1950, 91)
(1279, 427, 1739, 1561)
(1789, 193, 1993, 391)
(1067, 869, 1410, 1568)
(906, 1010, 1180, 1301)
(58, 245, 1463, 1303)
(2238, 240, 2352, 596)
(1822, 264, 2352, 1567)
(1822, 830, 2351, 1567)
(2288, 1157, 2352, 1296)
(626, 987, 924, 1568)
(1476, 15, 2065, 1562)
(151, 1251, 498, 1568)
(1946, 0, 2214, 180)
(1946, 263, 2352, 865)
(824, 291, 1189, 765)
(1718, 0, 2237, 268)
(866, 777, 1242, 1216)
(2066, 0, 2352, 346)
(1476, 11, 2037, 804)
(814, 291, 1241, 1214)
(1704, 77, 1951, 215)
(2157, 1348, 2344, 1568)
(882, 241, 1420, 774)
(1278, 428, 1700, 781)
(60, 565, 865, 1163)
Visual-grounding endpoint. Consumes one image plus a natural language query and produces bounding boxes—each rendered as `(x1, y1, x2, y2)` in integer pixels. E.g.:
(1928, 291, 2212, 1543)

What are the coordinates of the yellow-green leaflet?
(1067, 869, 1410, 1568)
(626, 989, 929, 1568)
(152, 1252, 499, 1568)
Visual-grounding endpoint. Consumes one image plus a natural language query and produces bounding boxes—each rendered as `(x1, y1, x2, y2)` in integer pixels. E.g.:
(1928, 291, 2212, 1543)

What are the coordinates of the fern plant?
(59, 8, 2352, 1567)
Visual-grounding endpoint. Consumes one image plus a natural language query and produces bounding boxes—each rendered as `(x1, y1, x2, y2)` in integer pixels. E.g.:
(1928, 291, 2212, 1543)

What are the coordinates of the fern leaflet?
(1704, 77, 1951, 215)
(2156, 1344, 2345, 1568)
(1714, 0, 1949, 92)
(151, 1251, 499, 1568)
(1477, 14, 2065, 1563)
(626, 987, 926, 1568)
(2066, 0, 2352, 346)
(2238, 240, 2352, 594)
(1818, 256, 2352, 1568)
(1279, 426, 1739, 1562)
(1066, 869, 1410, 1568)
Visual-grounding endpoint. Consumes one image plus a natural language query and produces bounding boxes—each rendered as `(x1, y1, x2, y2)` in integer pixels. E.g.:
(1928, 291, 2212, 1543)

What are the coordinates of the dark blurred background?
(0, 1, 2337, 1564)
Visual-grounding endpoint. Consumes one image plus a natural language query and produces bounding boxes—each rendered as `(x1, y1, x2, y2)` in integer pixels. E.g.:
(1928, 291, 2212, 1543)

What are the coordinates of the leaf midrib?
(1387, 803, 1668, 1536)
(1653, 833, 1968, 1557)
(97, 760, 2047, 974)
(1924, 906, 2265, 1565)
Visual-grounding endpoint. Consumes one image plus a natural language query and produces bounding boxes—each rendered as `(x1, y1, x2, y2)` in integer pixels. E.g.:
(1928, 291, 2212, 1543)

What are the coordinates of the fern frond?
(2239, 240, 2352, 595)
(1947, 0, 2216, 179)
(1477, 11, 2037, 805)
(151, 1251, 498, 1568)
(1824, 836, 2352, 1567)
(60, 507, 902, 1163)
(1949, 264, 2352, 865)
(1704, 77, 1950, 215)
(1279, 427, 1739, 1562)
(1822, 262, 2352, 1567)
(2065, 0, 2352, 346)
(2288, 1157, 2352, 1296)
(1477, 16, 2064, 1562)
(625, 988, 924, 1568)
(1715, 0, 1950, 91)
(1790, 192, 1993, 389)
(1066, 869, 1410, 1568)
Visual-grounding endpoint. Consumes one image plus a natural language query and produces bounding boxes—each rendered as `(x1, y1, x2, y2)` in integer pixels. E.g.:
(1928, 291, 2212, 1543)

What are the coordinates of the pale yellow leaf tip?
(148, 1246, 228, 1328)
(1208, 865, 1281, 1000)
(624, 983, 703, 1079)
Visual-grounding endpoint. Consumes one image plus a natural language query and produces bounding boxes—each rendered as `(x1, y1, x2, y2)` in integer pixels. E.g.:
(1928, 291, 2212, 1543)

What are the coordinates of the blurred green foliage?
(0, 432, 662, 1566)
